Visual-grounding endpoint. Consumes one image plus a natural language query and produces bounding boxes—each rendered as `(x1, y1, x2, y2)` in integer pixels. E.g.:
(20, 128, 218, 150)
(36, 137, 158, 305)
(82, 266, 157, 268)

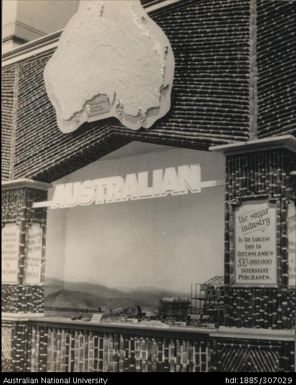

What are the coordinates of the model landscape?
(45, 277, 188, 315)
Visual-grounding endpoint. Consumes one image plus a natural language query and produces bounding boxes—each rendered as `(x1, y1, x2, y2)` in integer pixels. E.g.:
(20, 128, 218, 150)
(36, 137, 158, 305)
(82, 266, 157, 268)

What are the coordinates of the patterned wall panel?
(257, 0, 296, 138)
(2, 187, 48, 313)
(211, 338, 294, 372)
(218, 346, 279, 372)
(28, 324, 210, 372)
(1, 64, 18, 180)
(223, 149, 296, 329)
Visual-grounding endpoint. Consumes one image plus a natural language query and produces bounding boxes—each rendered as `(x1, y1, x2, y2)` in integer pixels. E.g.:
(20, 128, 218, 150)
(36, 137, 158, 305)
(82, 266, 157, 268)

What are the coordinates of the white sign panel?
(33, 164, 222, 209)
(234, 201, 277, 286)
(2, 224, 20, 284)
(90, 313, 103, 323)
(288, 201, 296, 287)
(24, 223, 43, 284)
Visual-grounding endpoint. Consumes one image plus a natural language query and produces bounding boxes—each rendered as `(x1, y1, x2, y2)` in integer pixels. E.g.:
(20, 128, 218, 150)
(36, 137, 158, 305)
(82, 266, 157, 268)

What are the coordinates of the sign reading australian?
(35, 164, 212, 209)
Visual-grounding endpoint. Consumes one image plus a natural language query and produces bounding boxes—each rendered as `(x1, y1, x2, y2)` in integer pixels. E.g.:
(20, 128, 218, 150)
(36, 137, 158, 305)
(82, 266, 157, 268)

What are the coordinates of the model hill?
(45, 278, 188, 313)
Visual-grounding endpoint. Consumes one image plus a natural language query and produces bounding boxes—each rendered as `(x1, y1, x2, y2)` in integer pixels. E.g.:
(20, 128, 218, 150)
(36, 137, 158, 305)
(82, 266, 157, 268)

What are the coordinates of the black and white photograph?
(1, 0, 296, 377)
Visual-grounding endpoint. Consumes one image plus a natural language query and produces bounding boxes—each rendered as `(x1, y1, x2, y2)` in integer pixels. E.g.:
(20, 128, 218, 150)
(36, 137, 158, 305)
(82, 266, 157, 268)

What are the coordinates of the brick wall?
(257, 0, 296, 138)
(1, 65, 18, 180)
(2, 187, 48, 313)
(28, 322, 210, 372)
(4, 320, 294, 372)
(211, 337, 294, 372)
(1, 321, 32, 372)
(223, 149, 296, 329)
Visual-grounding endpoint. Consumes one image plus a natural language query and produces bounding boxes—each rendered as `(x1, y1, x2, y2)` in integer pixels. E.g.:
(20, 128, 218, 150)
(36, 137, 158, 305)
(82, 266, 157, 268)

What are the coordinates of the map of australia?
(44, 0, 175, 133)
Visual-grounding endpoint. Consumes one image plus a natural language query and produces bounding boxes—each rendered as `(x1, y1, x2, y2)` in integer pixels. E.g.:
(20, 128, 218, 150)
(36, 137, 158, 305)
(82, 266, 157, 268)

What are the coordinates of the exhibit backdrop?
(45, 143, 225, 310)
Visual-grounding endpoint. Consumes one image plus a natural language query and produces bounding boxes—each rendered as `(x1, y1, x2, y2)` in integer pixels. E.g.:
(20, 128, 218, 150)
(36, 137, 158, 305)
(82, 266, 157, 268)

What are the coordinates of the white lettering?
(78, 180, 95, 206)
(152, 169, 163, 197)
(121, 174, 139, 200)
(137, 171, 153, 198)
(178, 164, 201, 194)
(52, 184, 66, 208)
(105, 176, 124, 203)
(46, 164, 203, 209)
(162, 167, 179, 196)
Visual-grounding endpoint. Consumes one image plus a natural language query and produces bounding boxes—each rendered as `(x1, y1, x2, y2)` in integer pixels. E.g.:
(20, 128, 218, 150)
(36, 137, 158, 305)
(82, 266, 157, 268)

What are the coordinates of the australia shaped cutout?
(44, 0, 175, 133)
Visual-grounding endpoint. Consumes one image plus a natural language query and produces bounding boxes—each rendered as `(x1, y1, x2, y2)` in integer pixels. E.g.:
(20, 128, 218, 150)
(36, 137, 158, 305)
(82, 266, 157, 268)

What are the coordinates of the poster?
(234, 200, 277, 286)
(288, 201, 296, 287)
(24, 223, 43, 284)
(2, 224, 20, 284)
